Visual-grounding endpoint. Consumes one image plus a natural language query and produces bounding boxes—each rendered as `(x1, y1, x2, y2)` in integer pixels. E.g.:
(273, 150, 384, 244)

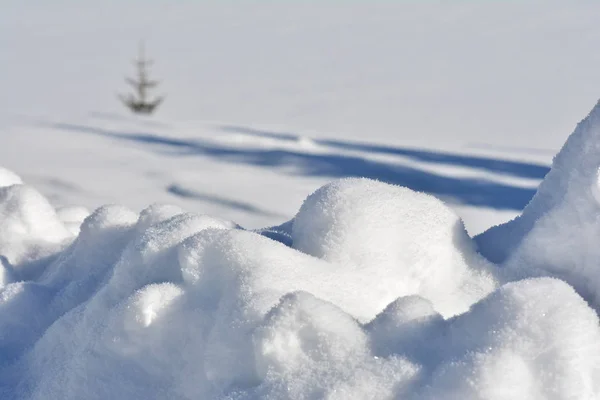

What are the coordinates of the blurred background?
(2, 1, 599, 234)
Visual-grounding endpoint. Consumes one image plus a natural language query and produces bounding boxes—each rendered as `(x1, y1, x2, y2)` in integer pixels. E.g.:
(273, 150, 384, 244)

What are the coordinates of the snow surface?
(4, 1, 600, 236)
(2, 97, 600, 398)
(477, 99, 600, 312)
(3, 2, 600, 398)
(292, 178, 497, 317)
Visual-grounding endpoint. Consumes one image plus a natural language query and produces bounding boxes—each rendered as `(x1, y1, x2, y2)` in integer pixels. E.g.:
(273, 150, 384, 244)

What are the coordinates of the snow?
(6, 1, 600, 236)
(2, 139, 600, 398)
(55, 206, 90, 235)
(477, 100, 600, 312)
(0, 256, 14, 287)
(419, 278, 600, 400)
(3, 2, 600, 399)
(0, 169, 22, 188)
(292, 178, 497, 317)
(0, 184, 72, 278)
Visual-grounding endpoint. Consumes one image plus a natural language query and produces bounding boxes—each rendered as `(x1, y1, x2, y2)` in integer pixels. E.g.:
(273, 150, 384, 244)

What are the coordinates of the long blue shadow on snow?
(167, 184, 284, 218)
(220, 125, 551, 180)
(52, 123, 540, 211)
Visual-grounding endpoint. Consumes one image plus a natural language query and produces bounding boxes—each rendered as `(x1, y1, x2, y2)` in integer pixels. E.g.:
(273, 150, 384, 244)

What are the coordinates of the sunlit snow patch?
(478, 99, 600, 310)
(1, 101, 600, 400)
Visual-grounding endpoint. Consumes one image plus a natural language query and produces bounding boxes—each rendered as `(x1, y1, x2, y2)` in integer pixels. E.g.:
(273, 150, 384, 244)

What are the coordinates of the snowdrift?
(477, 99, 600, 310)
(2, 102, 600, 399)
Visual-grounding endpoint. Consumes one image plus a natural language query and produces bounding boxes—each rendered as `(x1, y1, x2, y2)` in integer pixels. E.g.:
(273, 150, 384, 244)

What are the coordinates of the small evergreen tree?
(119, 42, 164, 114)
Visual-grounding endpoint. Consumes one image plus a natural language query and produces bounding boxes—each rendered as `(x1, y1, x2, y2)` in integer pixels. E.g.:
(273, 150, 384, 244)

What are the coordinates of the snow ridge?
(477, 99, 600, 309)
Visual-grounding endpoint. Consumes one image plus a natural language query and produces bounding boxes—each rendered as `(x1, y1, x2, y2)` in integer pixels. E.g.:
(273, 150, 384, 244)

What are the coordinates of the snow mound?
(293, 178, 498, 317)
(0, 184, 72, 279)
(251, 291, 419, 400)
(3, 102, 600, 400)
(419, 278, 600, 400)
(477, 99, 600, 310)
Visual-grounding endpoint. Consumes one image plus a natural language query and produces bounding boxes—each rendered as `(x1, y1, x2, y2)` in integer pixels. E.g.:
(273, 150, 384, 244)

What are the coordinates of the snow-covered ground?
(1, 113, 542, 234)
(2, 1, 600, 234)
(2, 2, 600, 399)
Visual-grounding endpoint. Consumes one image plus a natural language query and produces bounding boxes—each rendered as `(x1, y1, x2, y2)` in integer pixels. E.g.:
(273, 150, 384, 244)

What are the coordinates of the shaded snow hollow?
(2, 102, 600, 399)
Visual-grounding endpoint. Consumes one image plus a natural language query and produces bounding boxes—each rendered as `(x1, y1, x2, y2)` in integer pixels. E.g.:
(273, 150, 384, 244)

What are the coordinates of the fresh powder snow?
(1, 100, 600, 398)
(2, 2, 600, 399)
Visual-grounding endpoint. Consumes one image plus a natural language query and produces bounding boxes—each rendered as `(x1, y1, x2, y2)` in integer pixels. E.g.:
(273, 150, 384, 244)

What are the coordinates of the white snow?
(477, 100, 600, 312)
(0, 169, 22, 188)
(55, 205, 90, 235)
(0, 184, 72, 279)
(5, 1, 600, 236)
(2, 124, 600, 398)
(3, 2, 600, 399)
(292, 178, 497, 317)
(418, 278, 600, 400)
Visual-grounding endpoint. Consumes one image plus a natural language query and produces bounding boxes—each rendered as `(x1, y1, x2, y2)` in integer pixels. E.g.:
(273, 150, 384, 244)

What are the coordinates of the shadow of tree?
(166, 184, 284, 218)
(51, 123, 540, 211)
(220, 125, 550, 180)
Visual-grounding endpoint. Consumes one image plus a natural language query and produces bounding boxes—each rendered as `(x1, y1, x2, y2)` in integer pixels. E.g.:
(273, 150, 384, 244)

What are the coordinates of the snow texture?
(0, 184, 72, 280)
(2, 99, 600, 399)
(292, 178, 497, 318)
(477, 100, 600, 311)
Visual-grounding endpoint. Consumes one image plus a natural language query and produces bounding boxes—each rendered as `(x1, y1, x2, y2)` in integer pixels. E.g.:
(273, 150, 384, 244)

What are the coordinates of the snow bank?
(2, 105, 600, 400)
(477, 99, 600, 311)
